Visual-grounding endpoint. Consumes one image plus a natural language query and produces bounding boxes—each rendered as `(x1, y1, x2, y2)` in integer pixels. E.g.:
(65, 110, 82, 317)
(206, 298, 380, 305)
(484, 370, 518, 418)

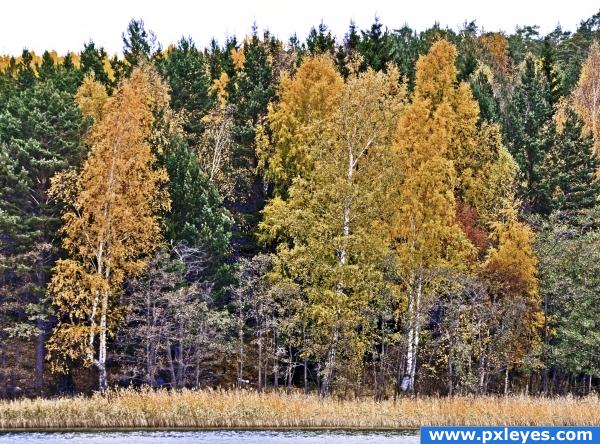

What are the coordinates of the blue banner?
(421, 427, 599, 444)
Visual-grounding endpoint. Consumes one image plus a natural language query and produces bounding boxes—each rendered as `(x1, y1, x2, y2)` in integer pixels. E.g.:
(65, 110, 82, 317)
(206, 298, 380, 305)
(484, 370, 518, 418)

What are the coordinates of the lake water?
(0, 430, 419, 443)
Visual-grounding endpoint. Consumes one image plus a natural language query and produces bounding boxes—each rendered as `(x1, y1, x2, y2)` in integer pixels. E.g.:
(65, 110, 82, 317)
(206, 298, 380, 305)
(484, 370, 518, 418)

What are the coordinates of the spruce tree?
(226, 30, 275, 255)
(503, 57, 554, 213)
(540, 36, 562, 107)
(470, 69, 500, 123)
(38, 51, 56, 81)
(306, 22, 335, 56)
(546, 108, 600, 212)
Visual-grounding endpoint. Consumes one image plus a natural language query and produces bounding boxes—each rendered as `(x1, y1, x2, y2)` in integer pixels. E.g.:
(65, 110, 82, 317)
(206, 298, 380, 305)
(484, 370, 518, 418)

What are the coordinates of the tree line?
(1, 14, 600, 398)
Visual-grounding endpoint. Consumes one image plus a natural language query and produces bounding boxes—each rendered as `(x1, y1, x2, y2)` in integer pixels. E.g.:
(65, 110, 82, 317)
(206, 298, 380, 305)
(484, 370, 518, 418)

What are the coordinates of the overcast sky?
(1, 0, 599, 55)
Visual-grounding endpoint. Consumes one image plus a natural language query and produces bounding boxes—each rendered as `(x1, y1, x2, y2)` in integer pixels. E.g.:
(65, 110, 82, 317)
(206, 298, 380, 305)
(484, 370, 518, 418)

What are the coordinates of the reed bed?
(1, 388, 599, 430)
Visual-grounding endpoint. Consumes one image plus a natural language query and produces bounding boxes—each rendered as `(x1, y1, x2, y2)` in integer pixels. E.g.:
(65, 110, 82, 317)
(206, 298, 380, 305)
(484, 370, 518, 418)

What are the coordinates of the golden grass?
(1, 388, 599, 430)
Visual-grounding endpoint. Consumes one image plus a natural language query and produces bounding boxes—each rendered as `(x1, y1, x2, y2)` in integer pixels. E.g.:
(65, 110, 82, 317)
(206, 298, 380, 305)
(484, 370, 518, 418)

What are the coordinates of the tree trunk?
(303, 325, 308, 394)
(97, 289, 109, 391)
(34, 319, 46, 391)
(401, 272, 422, 393)
(258, 331, 263, 392)
(447, 346, 454, 397)
(237, 323, 244, 387)
(320, 327, 338, 397)
(273, 329, 279, 389)
(166, 339, 177, 388)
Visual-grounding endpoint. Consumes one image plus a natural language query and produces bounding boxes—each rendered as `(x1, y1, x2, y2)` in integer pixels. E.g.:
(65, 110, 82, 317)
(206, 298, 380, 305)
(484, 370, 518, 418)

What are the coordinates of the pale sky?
(1, 0, 599, 55)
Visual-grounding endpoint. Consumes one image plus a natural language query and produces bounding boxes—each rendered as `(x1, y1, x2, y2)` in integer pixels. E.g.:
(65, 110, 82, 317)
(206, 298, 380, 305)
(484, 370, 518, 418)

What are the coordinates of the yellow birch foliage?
(573, 40, 600, 164)
(483, 204, 542, 365)
(47, 68, 170, 372)
(257, 55, 343, 191)
(75, 73, 108, 122)
(392, 40, 474, 273)
(260, 66, 405, 390)
(478, 32, 511, 78)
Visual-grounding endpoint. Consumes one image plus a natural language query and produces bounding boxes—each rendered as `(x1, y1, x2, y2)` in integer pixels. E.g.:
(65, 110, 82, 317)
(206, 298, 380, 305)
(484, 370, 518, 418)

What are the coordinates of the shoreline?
(1, 427, 419, 432)
(2, 389, 600, 430)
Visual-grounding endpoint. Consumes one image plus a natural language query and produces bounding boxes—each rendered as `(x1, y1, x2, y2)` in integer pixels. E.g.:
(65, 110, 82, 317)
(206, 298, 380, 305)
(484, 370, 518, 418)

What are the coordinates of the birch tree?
(47, 68, 170, 390)
(391, 39, 475, 393)
(260, 64, 404, 396)
(573, 40, 600, 165)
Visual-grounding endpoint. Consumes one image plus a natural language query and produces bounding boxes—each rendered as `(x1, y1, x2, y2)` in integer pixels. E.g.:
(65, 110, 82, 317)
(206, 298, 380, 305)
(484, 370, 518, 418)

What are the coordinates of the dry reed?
(1, 388, 599, 430)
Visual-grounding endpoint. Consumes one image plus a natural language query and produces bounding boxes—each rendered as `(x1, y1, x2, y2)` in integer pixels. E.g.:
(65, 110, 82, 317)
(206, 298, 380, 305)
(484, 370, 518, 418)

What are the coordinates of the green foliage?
(544, 108, 600, 212)
(80, 42, 112, 88)
(503, 57, 554, 213)
(122, 19, 157, 69)
(306, 22, 336, 56)
(161, 38, 213, 146)
(469, 69, 500, 123)
(536, 211, 600, 378)
(164, 137, 232, 258)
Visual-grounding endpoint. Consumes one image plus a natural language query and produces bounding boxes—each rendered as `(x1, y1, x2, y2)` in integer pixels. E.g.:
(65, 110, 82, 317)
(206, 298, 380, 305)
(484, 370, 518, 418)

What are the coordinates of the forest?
(1, 12, 600, 401)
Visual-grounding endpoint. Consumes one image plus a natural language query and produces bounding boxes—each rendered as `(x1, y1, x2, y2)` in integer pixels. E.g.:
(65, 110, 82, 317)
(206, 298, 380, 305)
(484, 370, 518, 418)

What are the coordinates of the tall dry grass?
(1, 388, 599, 430)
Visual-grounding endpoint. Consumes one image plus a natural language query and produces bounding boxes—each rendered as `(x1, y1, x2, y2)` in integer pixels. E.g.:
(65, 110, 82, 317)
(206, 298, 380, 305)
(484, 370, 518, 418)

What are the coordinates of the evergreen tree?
(388, 25, 420, 88)
(80, 42, 111, 88)
(540, 36, 562, 107)
(503, 57, 554, 213)
(306, 22, 336, 56)
(0, 79, 87, 392)
(470, 68, 500, 123)
(16, 50, 36, 89)
(164, 136, 232, 258)
(226, 30, 275, 255)
(122, 19, 158, 73)
(161, 37, 213, 147)
(53, 53, 83, 95)
(37, 51, 56, 81)
(359, 17, 391, 71)
(546, 108, 600, 212)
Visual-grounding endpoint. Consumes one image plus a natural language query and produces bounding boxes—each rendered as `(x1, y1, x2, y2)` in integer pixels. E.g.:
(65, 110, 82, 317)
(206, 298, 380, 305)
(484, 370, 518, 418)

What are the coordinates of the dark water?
(0, 430, 419, 443)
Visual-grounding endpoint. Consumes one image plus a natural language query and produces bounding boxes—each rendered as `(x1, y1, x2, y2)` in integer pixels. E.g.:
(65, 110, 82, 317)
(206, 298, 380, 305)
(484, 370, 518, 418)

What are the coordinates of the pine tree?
(80, 42, 112, 88)
(305, 22, 336, 56)
(540, 36, 563, 107)
(122, 19, 157, 70)
(0, 78, 87, 392)
(161, 37, 213, 148)
(359, 17, 391, 71)
(470, 67, 500, 123)
(53, 53, 83, 95)
(38, 51, 56, 81)
(226, 30, 275, 255)
(16, 50, 36, 89)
